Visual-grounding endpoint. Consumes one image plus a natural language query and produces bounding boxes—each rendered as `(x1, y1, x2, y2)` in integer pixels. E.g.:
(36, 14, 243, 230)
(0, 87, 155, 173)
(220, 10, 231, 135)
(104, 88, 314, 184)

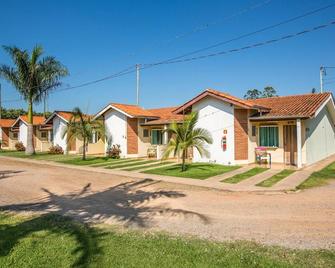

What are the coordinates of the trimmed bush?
(106, 144, 121, 159)
(15, 142, 25, 151)
(48, 145, 64, 154)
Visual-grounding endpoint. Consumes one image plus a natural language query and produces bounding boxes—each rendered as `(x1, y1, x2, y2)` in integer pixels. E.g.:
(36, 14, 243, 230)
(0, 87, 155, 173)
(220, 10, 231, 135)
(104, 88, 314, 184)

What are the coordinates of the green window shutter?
(259, 126, 278, 147)
(151, 130, 157, 145)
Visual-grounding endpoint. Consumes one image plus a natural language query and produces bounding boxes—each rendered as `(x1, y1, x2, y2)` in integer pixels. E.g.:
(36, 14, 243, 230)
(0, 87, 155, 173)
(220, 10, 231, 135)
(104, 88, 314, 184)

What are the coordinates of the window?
(13, 132, 18, 139)
(252, 126, 257, 137)
(151, 129, 163, 145)
(89, 132, 100, 144)
(259, 126, 279, 147)
(143, 128, 149, 138)
(49, 131, 53, 142)
(40, 131, 47, 139)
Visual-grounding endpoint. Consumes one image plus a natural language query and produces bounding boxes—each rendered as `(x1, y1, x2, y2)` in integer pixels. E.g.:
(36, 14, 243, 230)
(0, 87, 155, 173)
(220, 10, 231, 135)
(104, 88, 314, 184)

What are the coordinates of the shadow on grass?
(0, 213, 103, 268)
(0, 179, 209, 266)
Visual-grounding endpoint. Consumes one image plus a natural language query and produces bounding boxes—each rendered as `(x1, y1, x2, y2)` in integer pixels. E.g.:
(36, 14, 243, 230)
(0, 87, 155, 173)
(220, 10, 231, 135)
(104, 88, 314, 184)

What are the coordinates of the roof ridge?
(251, 92, 331, 101)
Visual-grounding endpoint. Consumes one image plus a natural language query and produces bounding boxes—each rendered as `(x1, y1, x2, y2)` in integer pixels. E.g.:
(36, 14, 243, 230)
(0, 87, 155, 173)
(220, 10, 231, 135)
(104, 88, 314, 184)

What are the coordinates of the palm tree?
(63, 107, 105, 160)
(0, 45, 68, 155)
(163, 112, 213, 171)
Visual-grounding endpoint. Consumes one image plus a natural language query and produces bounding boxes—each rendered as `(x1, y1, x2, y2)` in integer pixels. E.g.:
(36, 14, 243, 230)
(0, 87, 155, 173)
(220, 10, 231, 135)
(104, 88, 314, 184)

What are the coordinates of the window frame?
(258, 125, 279, 148)
(40, 131, 48, 140)
(143, 128, 149, 138)
(151, 129, 163, 145)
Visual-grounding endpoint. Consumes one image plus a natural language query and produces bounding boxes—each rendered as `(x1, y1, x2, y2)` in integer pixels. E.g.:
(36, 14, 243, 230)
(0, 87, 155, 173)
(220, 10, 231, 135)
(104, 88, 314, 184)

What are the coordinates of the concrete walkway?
(1, 154, 334, 192)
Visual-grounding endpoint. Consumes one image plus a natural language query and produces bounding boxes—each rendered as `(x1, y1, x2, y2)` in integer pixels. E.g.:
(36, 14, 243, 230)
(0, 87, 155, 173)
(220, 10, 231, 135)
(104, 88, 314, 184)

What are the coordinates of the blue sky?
(1, 0, 335, 114)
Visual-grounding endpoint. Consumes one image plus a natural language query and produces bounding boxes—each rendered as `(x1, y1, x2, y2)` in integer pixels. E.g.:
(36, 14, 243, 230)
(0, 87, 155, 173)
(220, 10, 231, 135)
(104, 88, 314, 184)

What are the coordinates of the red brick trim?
(234, 109, 248, 160)
(127, 118, 138, 154)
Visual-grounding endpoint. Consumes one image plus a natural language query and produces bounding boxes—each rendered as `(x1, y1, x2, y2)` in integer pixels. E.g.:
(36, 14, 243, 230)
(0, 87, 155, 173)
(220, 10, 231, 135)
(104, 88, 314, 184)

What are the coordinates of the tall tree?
(262, 86, 277, 98)
(163, 112, 213, 171)
(0, 45, 68, 155)
(244, 89, 262, 99)
(63, 107, 105, 160)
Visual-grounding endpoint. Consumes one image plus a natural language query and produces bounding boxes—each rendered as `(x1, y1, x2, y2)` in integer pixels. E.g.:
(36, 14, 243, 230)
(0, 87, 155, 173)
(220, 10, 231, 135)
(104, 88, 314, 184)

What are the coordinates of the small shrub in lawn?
(15, 142, 25, 151)
(48, 145, 64, 154)
(106, 144, 121, 159)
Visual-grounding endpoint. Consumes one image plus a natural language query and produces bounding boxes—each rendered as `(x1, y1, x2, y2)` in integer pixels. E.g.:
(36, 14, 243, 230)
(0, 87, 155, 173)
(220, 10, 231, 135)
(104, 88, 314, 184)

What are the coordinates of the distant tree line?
(244, 86, 278, 99)
(0, 108, 51, 119)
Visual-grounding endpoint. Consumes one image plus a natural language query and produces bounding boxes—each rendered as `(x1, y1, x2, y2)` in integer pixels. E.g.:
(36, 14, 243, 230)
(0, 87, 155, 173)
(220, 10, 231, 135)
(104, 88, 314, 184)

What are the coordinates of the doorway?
(283, 125, 297, 165)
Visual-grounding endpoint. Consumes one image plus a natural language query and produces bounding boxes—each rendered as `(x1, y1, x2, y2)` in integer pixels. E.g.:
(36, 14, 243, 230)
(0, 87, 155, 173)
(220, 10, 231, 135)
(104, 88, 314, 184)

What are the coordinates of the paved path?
(0, 157, 335, 249)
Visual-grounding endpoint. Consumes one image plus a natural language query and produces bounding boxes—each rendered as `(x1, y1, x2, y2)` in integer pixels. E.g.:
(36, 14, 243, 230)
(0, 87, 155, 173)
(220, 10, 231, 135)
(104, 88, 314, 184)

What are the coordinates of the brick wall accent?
(1, 128, 9, 146)
(234, 109, 248, 160)
(127, 118, 138, 154)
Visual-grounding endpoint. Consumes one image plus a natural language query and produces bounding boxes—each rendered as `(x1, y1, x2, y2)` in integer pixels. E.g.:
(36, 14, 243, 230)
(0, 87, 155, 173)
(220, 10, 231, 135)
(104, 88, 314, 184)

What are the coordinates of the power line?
(123, 0, 273, 59)
(2, 7, 335, 103)
(144, 20, 335, 66)
(143, 3, 335, 67)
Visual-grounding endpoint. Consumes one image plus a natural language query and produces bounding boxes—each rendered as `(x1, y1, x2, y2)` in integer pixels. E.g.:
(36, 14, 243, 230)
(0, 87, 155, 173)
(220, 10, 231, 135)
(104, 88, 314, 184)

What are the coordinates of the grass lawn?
(90, 158, 140, 167)
(0, 150, 77, 161)
(297, 161, 335, 190)
(0, 212, 334, 267)
(223, 167, 268, 184)
(106, 160, 158, 170)
(143, 163, 240, 179)
(256, 169, 296, 187)
(124, 161, 174, 171)
(0, 150, 130, 166)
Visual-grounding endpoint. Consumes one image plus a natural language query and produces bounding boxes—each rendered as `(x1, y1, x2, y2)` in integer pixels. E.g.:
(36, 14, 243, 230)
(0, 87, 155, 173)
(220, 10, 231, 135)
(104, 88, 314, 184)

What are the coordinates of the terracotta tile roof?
(0, 119, 16, 128)
(173, 88, 269, 114)
(144, 107, 184, 125)
(56, 111, 73, 121)
(110, 103, 158, 118)
(17, 115, 46, 126)
(249, 92, 333, 119)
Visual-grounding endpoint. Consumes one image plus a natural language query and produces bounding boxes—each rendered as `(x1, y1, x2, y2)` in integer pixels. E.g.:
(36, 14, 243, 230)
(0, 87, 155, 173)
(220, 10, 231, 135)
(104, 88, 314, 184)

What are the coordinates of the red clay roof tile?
(249, 92, 332, 119)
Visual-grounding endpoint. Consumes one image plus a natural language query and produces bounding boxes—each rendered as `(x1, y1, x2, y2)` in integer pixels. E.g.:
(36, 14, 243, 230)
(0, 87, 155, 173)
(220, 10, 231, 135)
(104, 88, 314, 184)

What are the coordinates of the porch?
(249, 118, 305, 168)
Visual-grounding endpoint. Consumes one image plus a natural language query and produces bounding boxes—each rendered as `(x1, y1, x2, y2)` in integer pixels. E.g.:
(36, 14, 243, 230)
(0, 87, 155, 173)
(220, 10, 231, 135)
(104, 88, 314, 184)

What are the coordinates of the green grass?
(0, 212, 334, 267)
(105, 160, 158, 170)
(297, 161, 335, 190)
(90, 158, 139, 167)
(0, 149, 135, 167)
(223, 167, 269, 184)
(143, 163, 240, 179)
(0, 150, 77, 161)
(256, 169, 296, 187)
(123, 161, 174, 171)
(57, 156, 118, 166)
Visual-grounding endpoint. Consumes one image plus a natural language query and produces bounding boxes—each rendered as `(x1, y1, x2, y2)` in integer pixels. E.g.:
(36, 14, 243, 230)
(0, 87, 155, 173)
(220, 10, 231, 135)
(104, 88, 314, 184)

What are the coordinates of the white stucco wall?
(18, 121, 28, 147)
(305, 106, 335, 165)
(192, 96, 235, 165)
(53, 116, 68, 152)
(104, 109, 127, 157)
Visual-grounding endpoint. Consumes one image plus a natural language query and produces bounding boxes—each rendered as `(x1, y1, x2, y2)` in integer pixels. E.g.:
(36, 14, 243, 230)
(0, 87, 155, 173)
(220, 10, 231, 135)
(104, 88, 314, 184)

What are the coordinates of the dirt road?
(0, 158, 334, 249)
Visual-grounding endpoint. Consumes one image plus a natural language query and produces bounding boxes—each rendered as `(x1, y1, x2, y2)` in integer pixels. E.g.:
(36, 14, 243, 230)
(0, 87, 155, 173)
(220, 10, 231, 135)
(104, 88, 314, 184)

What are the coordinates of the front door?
(283, 125, 297, 165)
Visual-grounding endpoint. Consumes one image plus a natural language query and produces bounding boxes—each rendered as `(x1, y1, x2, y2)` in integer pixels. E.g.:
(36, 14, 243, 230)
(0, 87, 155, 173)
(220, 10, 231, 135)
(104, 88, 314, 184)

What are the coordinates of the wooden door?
(69, 138, 76, 151)
(283, 125, 297, 165)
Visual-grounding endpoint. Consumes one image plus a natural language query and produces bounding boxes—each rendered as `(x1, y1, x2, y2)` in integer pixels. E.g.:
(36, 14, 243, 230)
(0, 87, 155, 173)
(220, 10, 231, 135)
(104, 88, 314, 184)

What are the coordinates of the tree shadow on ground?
(0, 178, 209, 266)
(0, 170, 24, 179)
(0, 213, 104, 268)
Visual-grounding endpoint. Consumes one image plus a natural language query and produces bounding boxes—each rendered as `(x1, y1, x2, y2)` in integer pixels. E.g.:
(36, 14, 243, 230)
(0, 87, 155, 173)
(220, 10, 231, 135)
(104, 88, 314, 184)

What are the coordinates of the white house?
(11, 115, 52, 152)
(44, 111, 74, 153)
(174, 89, 335, 167)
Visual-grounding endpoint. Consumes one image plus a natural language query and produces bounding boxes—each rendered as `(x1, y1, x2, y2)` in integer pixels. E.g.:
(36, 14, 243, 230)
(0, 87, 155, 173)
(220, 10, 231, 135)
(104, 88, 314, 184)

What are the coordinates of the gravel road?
(0, 158, 334, 249)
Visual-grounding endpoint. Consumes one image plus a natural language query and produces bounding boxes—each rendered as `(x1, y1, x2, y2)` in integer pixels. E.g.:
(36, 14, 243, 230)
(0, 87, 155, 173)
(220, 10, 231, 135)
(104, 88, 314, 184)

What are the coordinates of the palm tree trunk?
(181, 149, 186, 172)
(25, 98, 35, 155)
(82, 137, 86, 160)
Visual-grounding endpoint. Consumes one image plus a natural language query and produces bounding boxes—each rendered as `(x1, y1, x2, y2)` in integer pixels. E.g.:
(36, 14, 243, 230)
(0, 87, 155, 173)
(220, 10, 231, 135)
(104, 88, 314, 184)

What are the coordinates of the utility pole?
(320, 66, 325, 93)
(136, 64, 140, 106)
